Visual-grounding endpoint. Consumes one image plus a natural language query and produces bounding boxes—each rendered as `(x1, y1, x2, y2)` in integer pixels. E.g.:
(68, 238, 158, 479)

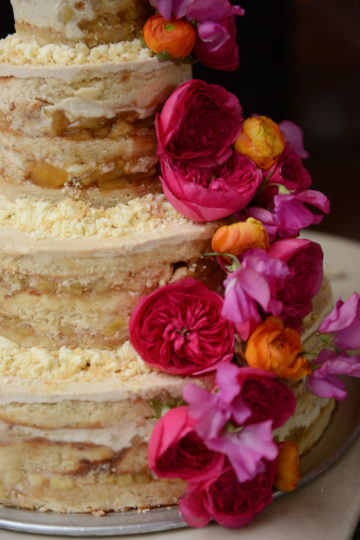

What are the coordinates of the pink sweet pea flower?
(279, 120, 309, 159)
(319, 293, 360, 350)
(179, 457, 277, 528)
(272, 189, 330, 238)
(222, 249, 288, 340)
(194, 16, 239, 71)
(160, 152, 262, 222)
(308, 350, 360, 400)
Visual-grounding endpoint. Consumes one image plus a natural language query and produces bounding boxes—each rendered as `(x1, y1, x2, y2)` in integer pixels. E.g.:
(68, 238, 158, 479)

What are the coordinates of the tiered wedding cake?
(0, 0, 357, 527)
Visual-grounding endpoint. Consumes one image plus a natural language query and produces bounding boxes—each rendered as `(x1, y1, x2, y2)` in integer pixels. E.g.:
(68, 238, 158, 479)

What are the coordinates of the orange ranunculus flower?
(274, 441, 300, 492)
(245, 316, 312, 380)
(211, 218, 270, 256)
(234, 115, 285, 170)
(143, 14, 196, 59)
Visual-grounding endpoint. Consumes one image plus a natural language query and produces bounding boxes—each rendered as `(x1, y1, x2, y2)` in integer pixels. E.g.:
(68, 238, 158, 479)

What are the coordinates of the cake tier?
(0, 35, 191, 206)
(0, 193, 221, 349)
(0, 323, 334, 513)
(11, 0, 152, 47)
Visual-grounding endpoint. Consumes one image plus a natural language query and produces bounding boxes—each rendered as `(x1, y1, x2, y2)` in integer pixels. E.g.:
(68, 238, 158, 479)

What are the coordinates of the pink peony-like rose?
(319, 293, 360, 350)
(256, 143, 312, 206)
(269, 238, 323, 329)
(148, 406, 226, 483)
(160, 151, 262, 221)
(179, 458, 277, 528)
(156, 80, 243, 167)
(194, 17, 239, 71)
(232, 366, 297, 429)
(129, 278, 235, 376)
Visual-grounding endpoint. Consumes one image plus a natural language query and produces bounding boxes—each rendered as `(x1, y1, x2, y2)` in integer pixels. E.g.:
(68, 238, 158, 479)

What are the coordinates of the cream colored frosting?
(11, 0, 96, 40)
(0, 418, 154, 452)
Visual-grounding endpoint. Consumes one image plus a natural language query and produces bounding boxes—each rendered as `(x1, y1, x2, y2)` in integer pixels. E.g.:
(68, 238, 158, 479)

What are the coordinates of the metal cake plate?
(0, 377, 359, 537)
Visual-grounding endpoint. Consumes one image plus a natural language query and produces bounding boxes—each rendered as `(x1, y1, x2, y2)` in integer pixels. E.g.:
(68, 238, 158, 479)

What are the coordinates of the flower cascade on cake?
(143, 0, 244, 69)
(129, 75, 360, 527)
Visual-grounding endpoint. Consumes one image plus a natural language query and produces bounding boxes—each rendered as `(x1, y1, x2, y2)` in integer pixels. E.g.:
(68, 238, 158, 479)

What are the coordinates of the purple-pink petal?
(308, 349, 360, 400)
(319, 293, 360, 350)
(206, 421, 278, 483)
(279, 120, 309, 159)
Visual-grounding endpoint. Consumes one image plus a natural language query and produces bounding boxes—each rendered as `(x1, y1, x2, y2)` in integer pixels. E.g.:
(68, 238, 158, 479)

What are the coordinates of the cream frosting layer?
(0, 418, 154, 453)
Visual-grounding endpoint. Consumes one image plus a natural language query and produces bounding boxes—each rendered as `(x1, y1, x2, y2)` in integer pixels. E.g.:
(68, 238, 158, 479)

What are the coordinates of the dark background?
(1, 0, 359, 241)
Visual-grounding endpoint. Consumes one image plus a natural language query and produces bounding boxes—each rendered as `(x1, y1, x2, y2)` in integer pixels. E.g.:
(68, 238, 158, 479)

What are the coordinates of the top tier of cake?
(11, 0, 152, 47)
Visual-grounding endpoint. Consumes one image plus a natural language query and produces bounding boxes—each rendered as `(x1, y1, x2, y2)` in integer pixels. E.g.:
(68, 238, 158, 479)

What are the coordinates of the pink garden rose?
(129, 278, 235, 375)
(156, 80, 243, 167)
(233, 366, 297, 429)
(319, 293, 360, 350)
(148, 406, 225, 482)
(269, 238, 323, 329)
(160, 151, 262, 221)
(179, 458, 277, 528)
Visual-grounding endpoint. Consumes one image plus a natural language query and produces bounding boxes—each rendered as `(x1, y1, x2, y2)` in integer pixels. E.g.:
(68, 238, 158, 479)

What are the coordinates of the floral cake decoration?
(129, 0, 360, 529)
(142, 0, 244, 70)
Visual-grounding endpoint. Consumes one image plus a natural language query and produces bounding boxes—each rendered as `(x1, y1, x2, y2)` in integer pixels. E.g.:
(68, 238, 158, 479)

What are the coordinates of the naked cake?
(0, 0, 357, 529)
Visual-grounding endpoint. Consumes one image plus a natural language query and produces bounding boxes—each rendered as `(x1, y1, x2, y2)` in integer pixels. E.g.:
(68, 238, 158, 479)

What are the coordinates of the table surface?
(0, 230, 359, 540)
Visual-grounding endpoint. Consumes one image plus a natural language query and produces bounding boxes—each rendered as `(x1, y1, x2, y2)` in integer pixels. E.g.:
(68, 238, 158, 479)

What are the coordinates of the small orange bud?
(234, 116, 285, 169)
(274, 442, 300, 492)
(143, 14, 196, 59)
(211, 218, 270, 256)
(245, 316, 312, 380)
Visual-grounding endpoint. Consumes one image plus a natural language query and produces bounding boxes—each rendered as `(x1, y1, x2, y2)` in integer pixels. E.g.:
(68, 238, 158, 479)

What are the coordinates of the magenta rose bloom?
(194, 17, 239, 71)
(234, 366, 296, 429)
(148, 406, 226, 483)
(179, 458, 277, 528)
(129, 278, 235, 375)
(156, 80, 243, 167)
(257, 143, 312, 206)
(269, 238, 323, 329)
(160, 151, 262, 221)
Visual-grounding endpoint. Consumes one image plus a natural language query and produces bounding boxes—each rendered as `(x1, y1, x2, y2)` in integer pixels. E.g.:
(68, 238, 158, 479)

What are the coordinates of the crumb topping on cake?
(0, 35, 154, 66)
(0, 337, 152, 380)
(0, 193, 191, 240)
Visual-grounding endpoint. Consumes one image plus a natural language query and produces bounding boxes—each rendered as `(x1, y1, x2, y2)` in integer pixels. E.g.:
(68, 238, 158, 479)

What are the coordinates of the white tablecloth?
(1, 231, 359, 540)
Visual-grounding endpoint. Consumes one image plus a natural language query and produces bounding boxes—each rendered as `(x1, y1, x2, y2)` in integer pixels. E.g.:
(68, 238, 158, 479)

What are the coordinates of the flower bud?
(143, 14, 196, 59)
(211, 218, 269, 256)
(234, 116, 285, 169)
(274, 441, 300, 492)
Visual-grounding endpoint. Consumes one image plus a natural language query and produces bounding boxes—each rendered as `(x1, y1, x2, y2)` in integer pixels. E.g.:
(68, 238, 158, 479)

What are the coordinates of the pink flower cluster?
(150, 0, 244, 70)
(148, 363, 296, 527)
(156, 80, 330, 237)
(222, 239, 324, 339)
